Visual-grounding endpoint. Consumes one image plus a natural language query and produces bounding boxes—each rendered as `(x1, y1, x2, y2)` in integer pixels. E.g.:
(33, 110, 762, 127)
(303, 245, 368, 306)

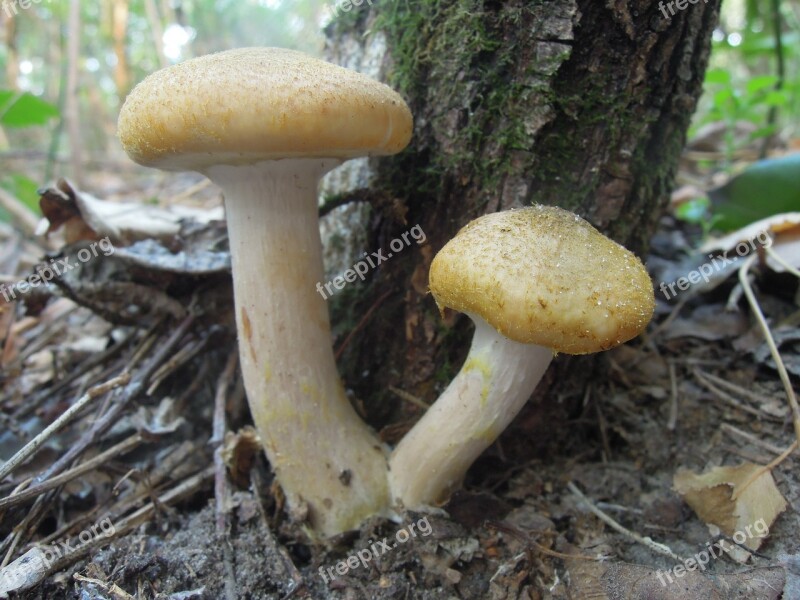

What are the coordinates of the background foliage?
(0, 0, 797, 229)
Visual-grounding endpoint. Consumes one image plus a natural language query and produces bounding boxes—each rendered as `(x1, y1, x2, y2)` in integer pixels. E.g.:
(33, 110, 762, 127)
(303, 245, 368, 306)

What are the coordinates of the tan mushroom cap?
(429, 206, 655, 354)
(118, 47, 413, 171)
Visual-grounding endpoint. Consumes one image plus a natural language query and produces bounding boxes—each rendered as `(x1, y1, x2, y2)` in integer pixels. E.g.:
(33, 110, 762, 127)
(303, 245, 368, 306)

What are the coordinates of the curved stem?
(389, 316, 553, 508)
(208, 159, 389, 536)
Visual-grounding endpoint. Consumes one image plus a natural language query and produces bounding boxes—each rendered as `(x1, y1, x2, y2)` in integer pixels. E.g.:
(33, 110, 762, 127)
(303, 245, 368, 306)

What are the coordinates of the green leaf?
(709, 154, 800, 231)
(0, 90, 60, 128)
(763, 90, 789, 107)
(0, 174, 41, 215)
(705, 69, 732, 85)
(748, 125, 777, 141)
(674, 196, 710, 225)
(713, 88, 736, 109)
(745, 75, 778, 95)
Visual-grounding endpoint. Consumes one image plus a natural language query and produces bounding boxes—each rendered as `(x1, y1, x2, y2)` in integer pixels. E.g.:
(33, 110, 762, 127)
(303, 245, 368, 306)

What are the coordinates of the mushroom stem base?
(389, 316, 553, 508)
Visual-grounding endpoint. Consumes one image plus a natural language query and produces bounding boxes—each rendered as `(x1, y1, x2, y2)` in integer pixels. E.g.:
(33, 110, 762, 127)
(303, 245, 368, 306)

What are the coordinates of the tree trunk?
(4, 13, 19, 90)
(144, 0, 169, 69)
(65, 0, 83, 186)
(324, 0, 719, 463)
(112, 0, 131, 103)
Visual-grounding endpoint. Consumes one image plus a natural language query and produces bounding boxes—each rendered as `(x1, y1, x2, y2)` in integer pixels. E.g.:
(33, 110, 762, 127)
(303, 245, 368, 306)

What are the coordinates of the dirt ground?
(0, 182, 798, 599)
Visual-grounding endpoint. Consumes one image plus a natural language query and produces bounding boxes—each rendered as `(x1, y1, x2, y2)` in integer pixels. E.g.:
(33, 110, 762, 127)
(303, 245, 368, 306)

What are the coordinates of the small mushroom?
(388, 206, 655, 508)
(118, 48, 413, 536)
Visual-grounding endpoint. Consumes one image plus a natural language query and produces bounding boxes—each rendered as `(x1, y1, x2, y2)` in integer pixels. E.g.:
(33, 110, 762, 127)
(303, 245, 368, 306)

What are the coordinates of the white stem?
(389, 316, 553, 508)
(207, 159, 389, 536)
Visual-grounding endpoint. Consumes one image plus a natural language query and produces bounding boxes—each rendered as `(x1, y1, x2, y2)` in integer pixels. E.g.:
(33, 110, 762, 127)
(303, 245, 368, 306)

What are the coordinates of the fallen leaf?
(673, 463, 787, 557)
(700, 211, 800, 273)
(222, 426, 262, 488)
(39, 179, 223, 246)
(707, 154, 800, 231)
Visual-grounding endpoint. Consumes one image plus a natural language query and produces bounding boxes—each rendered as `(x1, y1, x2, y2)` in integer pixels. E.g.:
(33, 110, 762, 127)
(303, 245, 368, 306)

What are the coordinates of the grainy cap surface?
(118, 47, 413, 170)
(429, 206, 655, 354)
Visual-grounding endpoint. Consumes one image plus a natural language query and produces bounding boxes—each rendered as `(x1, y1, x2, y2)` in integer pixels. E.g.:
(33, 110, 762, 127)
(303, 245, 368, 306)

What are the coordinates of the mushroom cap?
(118, 47, 413, 171)
(429, 206, 655, 354)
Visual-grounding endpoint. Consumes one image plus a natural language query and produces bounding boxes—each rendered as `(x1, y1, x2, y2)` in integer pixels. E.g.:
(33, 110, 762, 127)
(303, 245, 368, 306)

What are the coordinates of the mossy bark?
(325, 0, 718, 465)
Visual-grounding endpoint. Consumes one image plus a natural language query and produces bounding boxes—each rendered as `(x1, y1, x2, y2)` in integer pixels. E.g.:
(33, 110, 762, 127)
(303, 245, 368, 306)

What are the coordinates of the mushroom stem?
(389, 315, 553, 508)
(208, 158, 389, 536)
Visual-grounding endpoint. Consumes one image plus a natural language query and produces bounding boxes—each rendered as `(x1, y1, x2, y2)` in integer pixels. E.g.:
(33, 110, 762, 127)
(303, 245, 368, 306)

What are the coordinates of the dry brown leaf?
(39, 179, 223, 246)
(699, 212, 800, 273)
(222, 426, 262, 488)
(673, 463, 787, 555)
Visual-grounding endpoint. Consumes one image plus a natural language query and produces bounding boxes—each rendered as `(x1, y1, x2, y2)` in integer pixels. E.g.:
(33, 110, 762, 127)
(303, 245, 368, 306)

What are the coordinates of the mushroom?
(388, 206, 655, 508)
(118, 48, 413, 536)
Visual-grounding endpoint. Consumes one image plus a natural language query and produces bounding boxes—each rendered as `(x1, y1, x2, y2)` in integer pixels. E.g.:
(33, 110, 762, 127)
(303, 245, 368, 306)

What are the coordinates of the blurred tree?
(65, 0, 83, 185)
(111, 0, 131, 102)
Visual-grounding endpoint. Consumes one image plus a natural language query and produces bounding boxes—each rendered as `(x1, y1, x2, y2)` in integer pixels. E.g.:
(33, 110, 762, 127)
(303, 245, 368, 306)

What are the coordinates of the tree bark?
(324, 0, 719, 463)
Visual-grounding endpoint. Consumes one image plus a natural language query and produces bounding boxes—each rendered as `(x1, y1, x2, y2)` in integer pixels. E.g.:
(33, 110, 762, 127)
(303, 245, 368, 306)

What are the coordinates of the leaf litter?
(0, 171, 797, 599)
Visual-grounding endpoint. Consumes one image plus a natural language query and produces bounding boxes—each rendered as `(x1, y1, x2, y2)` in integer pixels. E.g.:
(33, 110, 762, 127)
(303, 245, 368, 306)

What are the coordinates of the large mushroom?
(388, 206, 655, 508)
(118, 48, 413, 536)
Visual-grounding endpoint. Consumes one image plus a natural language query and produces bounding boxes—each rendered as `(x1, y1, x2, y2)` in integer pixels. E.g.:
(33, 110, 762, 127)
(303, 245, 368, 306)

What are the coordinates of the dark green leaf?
(709, 154, 800, 231)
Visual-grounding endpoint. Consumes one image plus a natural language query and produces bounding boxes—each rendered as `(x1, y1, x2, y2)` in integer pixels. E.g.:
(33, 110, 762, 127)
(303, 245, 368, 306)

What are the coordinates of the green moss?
(373, 1, 573, 199)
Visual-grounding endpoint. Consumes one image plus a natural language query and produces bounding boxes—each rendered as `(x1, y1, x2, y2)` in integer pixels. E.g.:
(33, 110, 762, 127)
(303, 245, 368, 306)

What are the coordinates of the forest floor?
(0, 154, 798, 599)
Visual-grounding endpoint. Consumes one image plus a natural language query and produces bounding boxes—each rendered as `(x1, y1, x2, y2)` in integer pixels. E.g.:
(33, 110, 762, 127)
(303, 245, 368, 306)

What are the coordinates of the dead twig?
(732, 440, 798, 501)
(11, 328, 136, 420)
(388, 385, 430, 411)
(72, 574, 136, 599)
(720, 423, 786, 455)
(694, 369, 782, 421)
(697, 369, 784, 410)
(738, 255, 800, 446)
(33, 316, 194, 487)
(212, 350, 239, 600)
(764, 245, 800, 278)
(0, 374, 131, 483)
(0, 434, 143, 511)
(567, 481, 685, 562)
(5, 467, 214, 588)
(146, 335, 209, 395)
(36, 441, 198, 550)
(667, 361, 678, 431)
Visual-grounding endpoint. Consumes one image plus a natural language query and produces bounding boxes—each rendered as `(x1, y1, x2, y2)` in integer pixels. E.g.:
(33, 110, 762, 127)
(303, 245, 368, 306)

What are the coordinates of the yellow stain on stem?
(463, 356, 492, 407)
